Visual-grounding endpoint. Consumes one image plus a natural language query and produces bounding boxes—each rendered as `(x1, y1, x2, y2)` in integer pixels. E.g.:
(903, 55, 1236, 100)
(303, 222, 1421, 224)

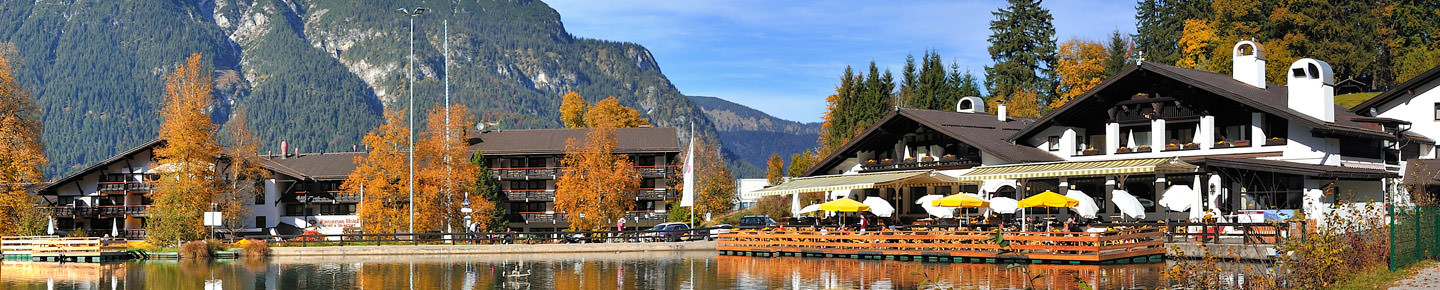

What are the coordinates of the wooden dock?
(717, 227, 1166, 264)
(2, 236, 135, 263)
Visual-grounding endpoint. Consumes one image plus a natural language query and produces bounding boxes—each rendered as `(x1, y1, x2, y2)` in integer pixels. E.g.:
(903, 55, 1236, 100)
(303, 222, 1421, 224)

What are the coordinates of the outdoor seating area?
(716, 225, 1165, 264)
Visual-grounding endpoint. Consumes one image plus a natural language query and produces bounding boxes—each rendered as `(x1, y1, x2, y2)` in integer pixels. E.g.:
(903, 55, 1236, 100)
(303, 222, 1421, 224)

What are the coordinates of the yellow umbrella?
(1018, 190, 1078, 208)
(931, 193, 990, 207)
(818, 197, 870, 212)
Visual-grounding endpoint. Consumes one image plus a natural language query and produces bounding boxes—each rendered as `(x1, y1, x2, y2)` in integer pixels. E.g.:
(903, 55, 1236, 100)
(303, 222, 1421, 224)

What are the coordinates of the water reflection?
(1, 251, 1171, 289)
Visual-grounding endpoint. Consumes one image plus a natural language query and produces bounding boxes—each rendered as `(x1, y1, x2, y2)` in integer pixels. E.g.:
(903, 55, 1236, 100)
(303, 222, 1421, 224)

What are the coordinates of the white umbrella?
(1065, 190, 1099, 219)
(1159, 185, 1195, 212)
(111, 219, 119, 237)
(47, 217, 55, 235)
(1192, 124, 1202, 146)
(796, 204, 823, 215)
(914, 195, 952, 218)
(988, 197, 1019, 214)
(1111, 189, 1147, 219)
(862, 197, 895, 217)
(1126, 129, 1137, 149)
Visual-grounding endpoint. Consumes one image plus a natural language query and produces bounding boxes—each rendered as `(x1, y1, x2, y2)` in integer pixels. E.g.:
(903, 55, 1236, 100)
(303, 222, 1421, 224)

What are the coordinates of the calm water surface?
(0, 251, 1166, 289)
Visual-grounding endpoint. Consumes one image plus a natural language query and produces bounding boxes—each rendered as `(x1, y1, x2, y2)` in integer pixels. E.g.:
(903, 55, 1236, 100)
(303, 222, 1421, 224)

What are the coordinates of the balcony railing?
(638, 166, 673, 178)
(505, 190, 556, 201)
(491, 167, 564, 180)
(98, 182, 155, 193)
(46, 205, 151, 218)
(860, 159, 980, 172)
(517, 211, 669, 225)
(636, 188, 668, 200)
(295, 191, 362, 203)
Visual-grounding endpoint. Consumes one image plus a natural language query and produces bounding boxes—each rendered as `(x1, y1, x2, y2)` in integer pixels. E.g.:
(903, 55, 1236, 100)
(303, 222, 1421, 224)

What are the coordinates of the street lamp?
(398, 6, 426, 234)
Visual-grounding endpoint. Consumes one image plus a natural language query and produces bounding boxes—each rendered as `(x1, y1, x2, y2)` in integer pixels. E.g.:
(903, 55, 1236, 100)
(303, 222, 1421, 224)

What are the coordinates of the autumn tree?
(560, 91, 588, 128)
(149, 53, 222, 245)
(1176, 19, 1218, 70)
(216, 110, 268, 235)
(1054, 39, 1109, 110)
(989, 89, 1042, 119)
(584, 97, 650, 129)
(689, 138, 736, 222)
(786, 150, 823, 207)
(1134, 0, 1210, 65)
(416, 104, 491, 232)
(468, 152, 505, 231)
(765, 154, 784, 186)
(344, 108, 411, 235)
(554, 127, 640, 231)
(985, 0, 1057, 103)
(0, 51, 46, 236)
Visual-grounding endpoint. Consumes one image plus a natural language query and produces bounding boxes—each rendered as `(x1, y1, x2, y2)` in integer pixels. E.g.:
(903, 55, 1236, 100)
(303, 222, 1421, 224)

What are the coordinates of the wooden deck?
(2, 236, 135, 263)
(717, 227, 1166, 264)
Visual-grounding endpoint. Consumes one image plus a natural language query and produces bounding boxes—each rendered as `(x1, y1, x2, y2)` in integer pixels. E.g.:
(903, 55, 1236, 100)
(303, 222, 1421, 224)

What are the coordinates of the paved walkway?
(1391, 262, 1440, 289)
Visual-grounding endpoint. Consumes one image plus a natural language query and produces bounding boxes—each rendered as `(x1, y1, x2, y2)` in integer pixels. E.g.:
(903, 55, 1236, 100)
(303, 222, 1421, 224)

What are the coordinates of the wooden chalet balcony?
(638, 166, 673, 178)
(491, 167, 562, 180)
(860, 159, 980, 172)
(505, 189, 556, 202)
(294, 191, 362, 203)
(636, 188, 669, 200)
(47, 205, 151, 218)
(623, 211, 667, 223)
(97, 182, 156, 194)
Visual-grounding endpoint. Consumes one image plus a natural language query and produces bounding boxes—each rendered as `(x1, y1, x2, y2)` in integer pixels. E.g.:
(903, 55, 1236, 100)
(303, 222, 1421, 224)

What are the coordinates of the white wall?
(1375, 80, 1440, 154)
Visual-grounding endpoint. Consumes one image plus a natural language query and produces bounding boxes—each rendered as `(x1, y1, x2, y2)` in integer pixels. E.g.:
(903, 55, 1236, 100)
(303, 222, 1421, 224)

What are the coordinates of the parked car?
(738, 216, 776, 229)
(646, 222, 691, 242)
(707, 224, 734, 240)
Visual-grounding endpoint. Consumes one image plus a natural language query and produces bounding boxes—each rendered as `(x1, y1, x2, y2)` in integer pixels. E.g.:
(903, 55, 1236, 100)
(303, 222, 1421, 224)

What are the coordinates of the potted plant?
(1137, 145, 1152, 152)
(864, 159, 878, 165)
(1183, 142, 1199, 150)
(920, 156, 935, 162)
(1165, 143, 1181, 151)
(881, 158, 894, 165)
(1265, 137, 1286, 146)
(1214, 140, 1232, 148)
(1081, 148, 1101, 156)
(940, 154, 957, 161)
(1233, 139, 1251, 147)
(1116, 147, 1133, 154)
(903, 157, 916, 163)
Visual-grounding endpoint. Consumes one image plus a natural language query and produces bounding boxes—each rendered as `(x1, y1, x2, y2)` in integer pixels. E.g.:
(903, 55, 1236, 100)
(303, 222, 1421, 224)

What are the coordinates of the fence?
(246, 227, 722, 247)
(1392, 205, 1440, 271)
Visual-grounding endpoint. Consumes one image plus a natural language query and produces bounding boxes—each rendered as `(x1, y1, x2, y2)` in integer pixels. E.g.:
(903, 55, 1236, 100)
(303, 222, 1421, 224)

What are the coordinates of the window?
(1434, 103, 1439, 120)
(254, 192, 265, 205)
(1047, 136, 1060, 151)
(255, 216, 267, 228)
(1165, 123, 1197, 146)
(1119, 127, 1152, 149)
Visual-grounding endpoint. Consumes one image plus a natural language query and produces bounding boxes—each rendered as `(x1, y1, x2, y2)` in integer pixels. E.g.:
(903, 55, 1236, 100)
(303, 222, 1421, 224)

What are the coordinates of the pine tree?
(985, 0, 1058, 106)
(900, 54, 919, 108)
(1134, 0, 1210, 65)
(1104, 30, 1133, 76)
(918, 51, 948, 110)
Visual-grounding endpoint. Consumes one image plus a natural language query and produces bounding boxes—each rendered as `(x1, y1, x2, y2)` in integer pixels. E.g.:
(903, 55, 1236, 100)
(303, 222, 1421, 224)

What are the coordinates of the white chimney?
(1287, 58, 1335, 122)
(996, 101, 1007, 122)
(956, 96, 985, 113)
(1232, 40, 1266, 89)
(280, 141, 288, 159)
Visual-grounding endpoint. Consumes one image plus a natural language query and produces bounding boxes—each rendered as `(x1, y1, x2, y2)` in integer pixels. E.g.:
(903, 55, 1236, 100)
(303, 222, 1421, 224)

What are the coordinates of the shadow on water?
(2, 251, 1225, 289)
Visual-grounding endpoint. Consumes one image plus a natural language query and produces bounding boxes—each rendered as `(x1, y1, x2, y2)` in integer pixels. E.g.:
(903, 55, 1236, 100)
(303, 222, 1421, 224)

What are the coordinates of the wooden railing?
(1161, 222, 1295, 245)
(636, 188, 668, 200)
(4, 236, 128, 257)
(247, 227, 723, 247)
(518, 210, 669, 224)
(718, 226, 1166, 262)
(97, 181, 155, 193)
(45, 205, 150, 218)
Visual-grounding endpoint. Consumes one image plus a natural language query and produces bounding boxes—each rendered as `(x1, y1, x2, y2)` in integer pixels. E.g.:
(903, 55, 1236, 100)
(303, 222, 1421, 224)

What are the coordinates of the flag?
(680, 132, 696, 207)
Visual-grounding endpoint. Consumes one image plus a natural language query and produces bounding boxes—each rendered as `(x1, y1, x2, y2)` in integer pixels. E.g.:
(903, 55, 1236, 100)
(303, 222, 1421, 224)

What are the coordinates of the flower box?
(1233, 140, 1251, 147)
(1265, 137, 1287, 146)
(920, 156, 935, 162)
(864, 159, 878, 165)
(1214, 141, 1232, 148)
(1116, 147, 1133, 154)
(1165, 143, 1181, 151)
(1081, 148, 1102, 156)
(940, 154, 957, 161)
(1184, 143, 1199, 150)
(1137, 145, 1152, 152)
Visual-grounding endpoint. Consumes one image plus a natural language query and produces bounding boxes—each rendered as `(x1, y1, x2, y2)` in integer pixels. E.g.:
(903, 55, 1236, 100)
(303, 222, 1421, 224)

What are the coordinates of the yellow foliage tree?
(560, 91, 588, 128)
(344, 108, 411, 235)
(1054, 39, 1109, 110)
(1177, 19, 1218, 70)
(765, 154, 783, 186)
(988, 89, 1042, 119)
(216, 110, 268, 234)
(150, 53, 222, 244)
(584, 97, 650, 129)
(416, 104, 492, 232)
(554, 127, 640, 231)
(0, 51, 46, 236)
(687, 138, 736, 222)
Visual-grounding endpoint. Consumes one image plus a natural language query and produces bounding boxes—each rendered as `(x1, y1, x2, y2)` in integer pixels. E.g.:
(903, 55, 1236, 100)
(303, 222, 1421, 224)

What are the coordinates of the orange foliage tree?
(0, 51, 46, 235)
(343, 108, 411, 234)
(150, 53, 222, 244)
(554, 126, 640, 231)
(686, 138, 736, 222)
(765, 154, 784, 186)
(1176, 19, 1218, 70)
(415, 104, 492, 232)
(560, 91, 588, 128)
(988, 89, 1043, 119)
(216, 110, 268, 234)
(584, 97, 650, 129)
(1054, 39, 1108, 110)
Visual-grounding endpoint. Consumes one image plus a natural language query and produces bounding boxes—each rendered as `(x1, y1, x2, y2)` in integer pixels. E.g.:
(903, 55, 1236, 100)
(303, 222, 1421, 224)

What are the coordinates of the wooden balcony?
(97, 182, 155, 195)
(505, 189, 556, 202)
(47, 205, 150, 218)
(861, 159, 980, 172)
(638, 166, 673, 178)
(636, 188, 669, 200)
(491, 167, 563, 180)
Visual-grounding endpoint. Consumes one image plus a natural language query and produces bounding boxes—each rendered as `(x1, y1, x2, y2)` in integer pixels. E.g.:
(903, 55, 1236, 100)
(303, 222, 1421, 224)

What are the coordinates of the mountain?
(690, 96, 820, 177)
(1, 0, 720, 177)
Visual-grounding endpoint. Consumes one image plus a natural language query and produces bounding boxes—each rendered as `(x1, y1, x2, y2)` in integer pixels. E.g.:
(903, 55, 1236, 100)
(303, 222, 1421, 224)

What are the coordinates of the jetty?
(2, 236, 135, 263)
(717, 227, 1166, 264)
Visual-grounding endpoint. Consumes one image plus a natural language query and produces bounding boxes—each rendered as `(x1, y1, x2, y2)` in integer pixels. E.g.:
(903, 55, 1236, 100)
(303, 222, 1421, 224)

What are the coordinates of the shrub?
(180, 240, 213, 259)
(240, 239, 270, 258)
(68, 228, 88, 237)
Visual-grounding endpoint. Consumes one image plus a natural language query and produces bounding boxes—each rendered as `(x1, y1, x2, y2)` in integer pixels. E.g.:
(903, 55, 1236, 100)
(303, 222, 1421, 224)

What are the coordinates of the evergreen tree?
(985, 0, 1058, 106)
(955, 68, 984, 100)
(1134, 0, 1210, 65)
(1105, 30, 1133, 76)
(918, 51, 948, 110)
(900, 54, 919, 108)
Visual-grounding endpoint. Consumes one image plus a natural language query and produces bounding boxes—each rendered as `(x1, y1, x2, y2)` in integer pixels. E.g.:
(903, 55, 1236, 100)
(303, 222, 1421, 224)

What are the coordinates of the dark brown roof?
(1012, 61, 1393, 142)
(805, 108, 1061, 176)
(1352, 64, 1440, 112)
(260, 152, 365, 181)
(39, 139, 165, 194)
(1198, 157, 1398, 179)
(468, 127, 680, 156)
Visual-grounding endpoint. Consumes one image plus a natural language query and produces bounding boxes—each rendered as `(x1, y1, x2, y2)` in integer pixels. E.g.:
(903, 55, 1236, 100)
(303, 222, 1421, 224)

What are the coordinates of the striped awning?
(954, 158, 1197, 182)
(744, 170, 960, 198)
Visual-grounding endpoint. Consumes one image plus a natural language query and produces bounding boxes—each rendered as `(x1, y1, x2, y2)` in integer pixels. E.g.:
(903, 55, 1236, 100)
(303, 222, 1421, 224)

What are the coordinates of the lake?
(0, 251, 1166, 289)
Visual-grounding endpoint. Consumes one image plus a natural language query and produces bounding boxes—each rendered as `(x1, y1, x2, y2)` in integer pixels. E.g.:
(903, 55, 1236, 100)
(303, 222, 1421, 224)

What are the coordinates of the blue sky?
(545, 0, 1138, 123)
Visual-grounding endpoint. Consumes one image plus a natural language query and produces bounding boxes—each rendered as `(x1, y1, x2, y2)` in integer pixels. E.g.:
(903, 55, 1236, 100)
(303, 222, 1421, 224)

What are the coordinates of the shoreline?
(266, 241, 717, 257)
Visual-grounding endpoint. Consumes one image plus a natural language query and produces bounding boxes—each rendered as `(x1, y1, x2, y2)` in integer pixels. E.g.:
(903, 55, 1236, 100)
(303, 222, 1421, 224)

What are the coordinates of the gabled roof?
(38, 139, 164, 193)
(1352, 64, 1440, 113)
(1011, 61, 1393, 142)
(1198, 157, 1398, 180)
(260, 152, 365, 181)
(468, 127, 681, 156)
(805, 108, 1061, 176)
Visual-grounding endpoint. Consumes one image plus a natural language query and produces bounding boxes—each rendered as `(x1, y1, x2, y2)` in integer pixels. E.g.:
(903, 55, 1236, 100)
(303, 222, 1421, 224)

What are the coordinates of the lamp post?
(398, 6, 427, 234)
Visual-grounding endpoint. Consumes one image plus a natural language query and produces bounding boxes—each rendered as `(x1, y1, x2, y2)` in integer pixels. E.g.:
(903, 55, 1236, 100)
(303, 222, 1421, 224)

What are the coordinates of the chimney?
(1287, 58, 1335, 122)
(280, 141, 288, 159)
(955, 96, 985, 113)
(294, 147, 300, 157)
(996, 101, 1008, 122)
(1232, 40, 1266, 89)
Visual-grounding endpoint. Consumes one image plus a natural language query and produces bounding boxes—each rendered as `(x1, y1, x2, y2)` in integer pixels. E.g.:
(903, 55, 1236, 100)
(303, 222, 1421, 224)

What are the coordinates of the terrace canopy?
(744, 170, 960, 199)
(953, 158, 1198, 182)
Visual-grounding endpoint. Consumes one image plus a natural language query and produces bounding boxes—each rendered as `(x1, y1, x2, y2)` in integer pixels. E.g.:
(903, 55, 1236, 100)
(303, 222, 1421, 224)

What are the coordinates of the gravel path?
(1391, 263, 1440, 289)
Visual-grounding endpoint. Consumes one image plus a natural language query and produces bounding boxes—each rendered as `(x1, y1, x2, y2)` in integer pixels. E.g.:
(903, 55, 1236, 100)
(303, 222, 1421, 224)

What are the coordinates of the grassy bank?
(1331, 260, 1435, 289)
